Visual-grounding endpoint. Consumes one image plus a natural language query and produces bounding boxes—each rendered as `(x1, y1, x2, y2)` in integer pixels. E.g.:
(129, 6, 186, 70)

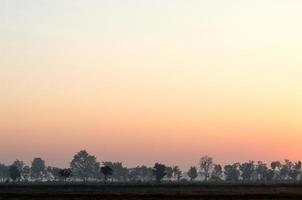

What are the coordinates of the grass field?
(1, 184, 302, 199)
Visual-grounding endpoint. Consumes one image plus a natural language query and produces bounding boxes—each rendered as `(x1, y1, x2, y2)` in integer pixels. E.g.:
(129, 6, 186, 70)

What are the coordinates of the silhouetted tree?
(172, 166, 182, 181)
(224, 163, 240, 182)
(129, 168, 139, 182)
(22, 166, 30, 182)
(12, 160, 24, 173)
(271, 161, 282, 180)
(199, 156, 213, 181)
(211, 164, 223, 181)
(153, 163, 166, 183)
(240, 161, 255, 182)
(280, 159, 293, 180)
(31, 158, 45, 181)
(256, 161, 268, 182)
(45, 167, 54, 181)
(129, 165, 153, 182)
(102, 162, 128, 182)
(46, 167, 61, 181)
(4, 154, 302, 184)
(70, 150, 100, 181)
(12, 160, 25, 181)
(289, 161, 301, 182)
(9, 165, 21, 182)
(187, 166, 198, 181)
(59, 168, 72, 181)
(0, 163, 8, 182)
(264, 168, 275, 182)
(101, 165, 113, 184)
(165, 166, 173, 181)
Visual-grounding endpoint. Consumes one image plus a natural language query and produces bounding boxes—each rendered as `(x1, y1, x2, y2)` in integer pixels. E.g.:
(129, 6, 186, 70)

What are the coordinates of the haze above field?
(1, 0, 302, 169)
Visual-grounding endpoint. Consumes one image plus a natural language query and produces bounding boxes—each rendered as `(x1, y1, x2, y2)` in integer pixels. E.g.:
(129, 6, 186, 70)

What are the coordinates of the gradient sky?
(1, 0, 302, 169)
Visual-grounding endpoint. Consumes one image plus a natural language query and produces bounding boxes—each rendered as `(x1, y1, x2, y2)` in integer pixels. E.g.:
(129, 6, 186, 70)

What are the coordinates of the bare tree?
(199, 156, 213, 181)
(172, 166, 182, 181)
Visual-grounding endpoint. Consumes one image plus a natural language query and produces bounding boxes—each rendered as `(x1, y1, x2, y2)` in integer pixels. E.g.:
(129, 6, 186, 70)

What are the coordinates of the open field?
(1, 184, 302, 200)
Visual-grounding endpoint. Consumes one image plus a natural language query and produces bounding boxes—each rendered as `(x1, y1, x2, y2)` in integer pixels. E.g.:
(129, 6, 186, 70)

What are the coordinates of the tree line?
(0, 150, 301, 184)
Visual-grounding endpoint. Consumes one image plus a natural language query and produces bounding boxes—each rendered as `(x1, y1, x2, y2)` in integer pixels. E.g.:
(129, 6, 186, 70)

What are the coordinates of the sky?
(1, 0, 302, 169)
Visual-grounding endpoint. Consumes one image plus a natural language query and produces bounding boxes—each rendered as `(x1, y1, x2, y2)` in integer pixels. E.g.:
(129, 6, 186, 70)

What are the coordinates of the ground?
(1, 183, 302, 199)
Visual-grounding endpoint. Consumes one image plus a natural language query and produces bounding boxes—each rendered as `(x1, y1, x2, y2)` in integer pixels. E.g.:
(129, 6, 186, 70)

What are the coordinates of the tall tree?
(289, 161, 301, 182)
(153, 163, 166, 183)
(22, 166, 30, 182)
(199, 156, 213, 181)
(264, 168, 275, 182)
(101, 165, 113, 184)
(31, 158, 46, 181)
(47, 167, 61, 181)
(59, 168, 72, 181)
(12, 160, 25, 181)
(0, 163, 8, 182)
(239, 161, 255, 182)
(165, 166, 173, 181)
(224, 163, 240, 182)
(129, 166, 153, 182)
(129, 167, 139, 182)
(12, 160, 24, 173)
(9, 165, 21, 182)
(187, 166, 198, 181)
(172, 166, 182, 181)
(102, 162, 128, 182)
(211, 164, 223, 181)
(280, 159, 293, 180)
(256, 161, 268, 182)
(271, 161, 282, 180)
(70, 150, 100, 181)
